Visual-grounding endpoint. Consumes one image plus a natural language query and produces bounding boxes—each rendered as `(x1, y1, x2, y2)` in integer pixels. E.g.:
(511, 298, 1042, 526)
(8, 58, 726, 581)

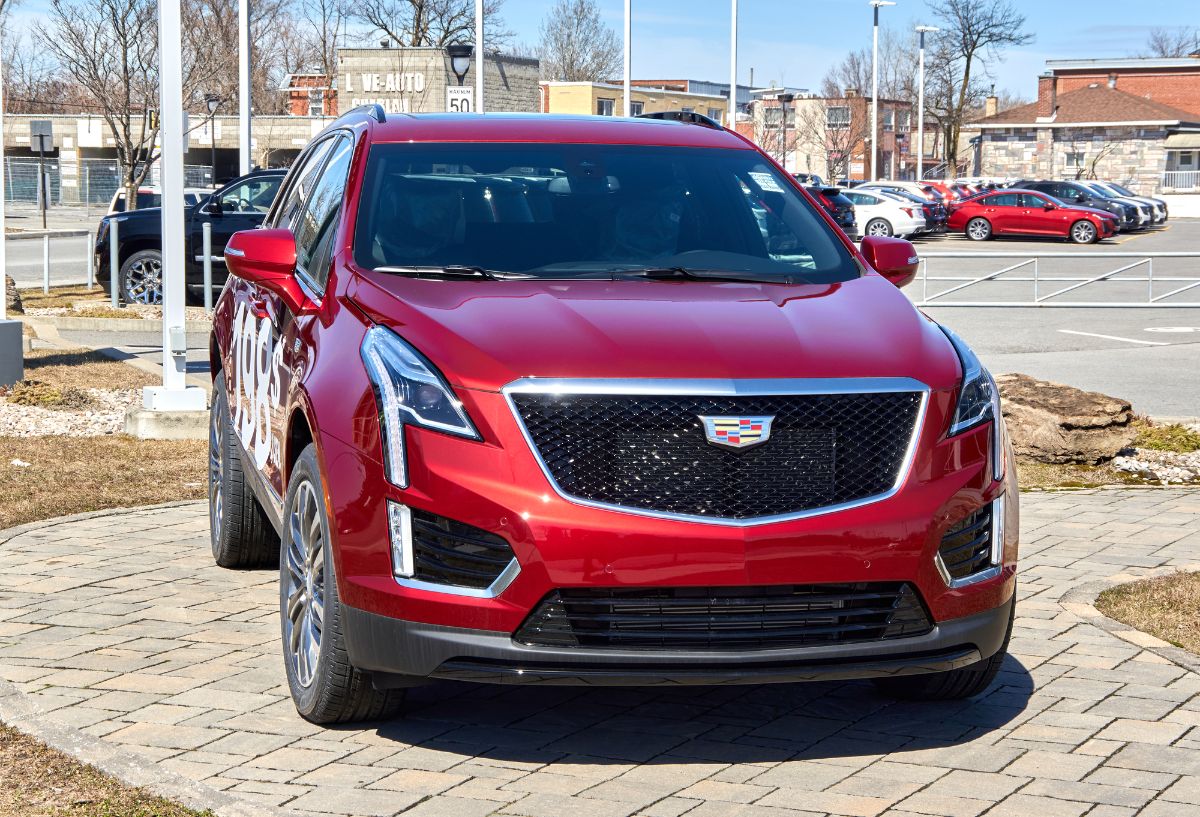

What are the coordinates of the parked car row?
(812, 175, 1166, 245)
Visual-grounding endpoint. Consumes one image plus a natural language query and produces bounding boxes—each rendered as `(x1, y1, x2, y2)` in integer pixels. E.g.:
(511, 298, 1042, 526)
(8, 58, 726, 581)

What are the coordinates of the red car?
(210, 108, 1018, 724)
(949, 189, 1117, 243)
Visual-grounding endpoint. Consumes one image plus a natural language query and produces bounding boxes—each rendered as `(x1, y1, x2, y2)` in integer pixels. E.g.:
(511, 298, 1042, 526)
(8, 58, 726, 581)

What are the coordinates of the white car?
(841, 189, 926, 238)
(107, 186, 209, 213)
(857, 181, 943, 201)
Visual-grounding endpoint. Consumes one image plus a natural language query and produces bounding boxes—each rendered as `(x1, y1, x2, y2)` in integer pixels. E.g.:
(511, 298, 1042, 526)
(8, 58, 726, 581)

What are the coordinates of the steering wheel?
(238, 197, 254, 212)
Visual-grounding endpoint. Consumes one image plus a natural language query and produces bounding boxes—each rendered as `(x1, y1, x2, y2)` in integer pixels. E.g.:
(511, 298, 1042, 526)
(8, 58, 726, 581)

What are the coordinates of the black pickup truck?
(95, 169, 286, 305)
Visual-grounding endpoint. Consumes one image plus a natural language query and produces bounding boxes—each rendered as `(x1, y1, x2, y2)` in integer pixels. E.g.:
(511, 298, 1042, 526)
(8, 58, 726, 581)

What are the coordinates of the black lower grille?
(938, 505, 993, 581)
(512, 391, 923, 520)
(411, 510, 515, 590)
(514, 583, 932, 651)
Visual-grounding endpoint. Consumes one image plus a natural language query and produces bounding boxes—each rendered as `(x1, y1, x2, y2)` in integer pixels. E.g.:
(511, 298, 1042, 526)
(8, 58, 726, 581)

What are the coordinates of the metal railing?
(913, 252, 1200, 307)
(1162, 170, 1200, 191)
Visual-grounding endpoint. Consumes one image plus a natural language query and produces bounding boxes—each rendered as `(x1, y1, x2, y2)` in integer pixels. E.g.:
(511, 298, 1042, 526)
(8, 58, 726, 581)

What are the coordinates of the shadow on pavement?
(340, 655, 1035, 765)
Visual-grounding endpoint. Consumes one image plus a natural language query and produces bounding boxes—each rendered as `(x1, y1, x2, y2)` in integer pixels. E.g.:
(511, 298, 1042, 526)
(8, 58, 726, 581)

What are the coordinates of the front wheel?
(966, 218, 992, 241)
(1070, 220, 1098, 244)
(119, 249, 163, 305)
(872, 599, 1014, 701)
(281, 444, 406, 724)
(865, 218, 893, 238)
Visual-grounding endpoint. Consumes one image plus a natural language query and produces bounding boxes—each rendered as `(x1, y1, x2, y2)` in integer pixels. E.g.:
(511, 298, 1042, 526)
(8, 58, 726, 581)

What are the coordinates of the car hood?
(1064, 204, 1118, 219)
(348, 270, 961, 393)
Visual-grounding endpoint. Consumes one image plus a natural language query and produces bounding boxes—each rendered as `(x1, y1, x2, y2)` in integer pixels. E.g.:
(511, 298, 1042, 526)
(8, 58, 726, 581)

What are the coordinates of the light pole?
(447, 44, 473, 87)
(869, 0, 895, 181)
(238, 0, 251, 175)
(778, 93, 794, 171)
(623, 0, 631, 116)
(730, 0, 738, 127)
(205, 94, 221, 187)
(915, 25, 939, 181)
(475, 0, 484, 112)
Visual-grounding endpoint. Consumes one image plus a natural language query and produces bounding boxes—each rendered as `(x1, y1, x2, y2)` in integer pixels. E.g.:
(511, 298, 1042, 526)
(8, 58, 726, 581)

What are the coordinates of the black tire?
(281, 444, 406, 724)
(1070, 220, 1098, 244)
(872, 598, 1015, 701)
(209, 372, 279, 569)
(865, 218, 893, 238)
(966, 217, 992, 241)
(119, 249, 163, 305)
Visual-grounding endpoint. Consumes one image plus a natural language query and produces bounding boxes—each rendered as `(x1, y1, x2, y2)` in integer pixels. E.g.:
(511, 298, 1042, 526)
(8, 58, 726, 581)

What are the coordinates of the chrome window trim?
(394, 557, 521, 599)
(502, 376, 930, 528)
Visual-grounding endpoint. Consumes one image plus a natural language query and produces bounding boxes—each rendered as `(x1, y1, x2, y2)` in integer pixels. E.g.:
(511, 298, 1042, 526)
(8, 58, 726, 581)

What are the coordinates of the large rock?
(4, 275, 21, 314)
(996, 373, 1135, 464)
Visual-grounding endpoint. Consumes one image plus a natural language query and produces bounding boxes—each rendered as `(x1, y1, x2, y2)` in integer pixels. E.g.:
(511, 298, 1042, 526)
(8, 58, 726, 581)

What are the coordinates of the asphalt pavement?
(4, 204, 99, 289)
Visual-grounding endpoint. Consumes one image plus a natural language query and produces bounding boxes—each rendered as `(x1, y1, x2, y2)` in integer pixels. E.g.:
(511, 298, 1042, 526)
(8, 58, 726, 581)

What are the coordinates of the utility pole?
(476, 0, 485, 113)
(729, 0, 738, 127)
(869, 1, 895, 181)
(915, 25, 939, 181)
(238, 0, 252, 175)
(623, 0, 632, 116)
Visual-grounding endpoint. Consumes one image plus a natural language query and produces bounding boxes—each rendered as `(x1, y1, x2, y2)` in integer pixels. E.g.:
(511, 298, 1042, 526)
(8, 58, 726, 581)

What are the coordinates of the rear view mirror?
(860, 235, 919, 288)
(224, 228, 313, 314)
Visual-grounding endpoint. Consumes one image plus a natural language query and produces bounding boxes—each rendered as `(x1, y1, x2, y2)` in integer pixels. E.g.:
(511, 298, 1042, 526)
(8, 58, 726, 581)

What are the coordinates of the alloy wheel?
(123, 256, 163, 305)
(284, 480, 325, 688)
(208, 406, 224, 544)
(1072, 222, 1096, 243)
(867, 220, 891, 237)
(967, 219, 989, 240)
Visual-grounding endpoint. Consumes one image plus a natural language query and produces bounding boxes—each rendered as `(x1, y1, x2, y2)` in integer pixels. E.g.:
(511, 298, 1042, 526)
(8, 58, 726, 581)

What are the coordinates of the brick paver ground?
(2, 489, 1200, 817)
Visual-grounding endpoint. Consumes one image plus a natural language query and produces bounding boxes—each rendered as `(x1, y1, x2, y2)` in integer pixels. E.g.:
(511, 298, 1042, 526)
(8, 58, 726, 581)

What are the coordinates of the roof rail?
(636, 110, 723, 129)
(342, 103, 386, 123)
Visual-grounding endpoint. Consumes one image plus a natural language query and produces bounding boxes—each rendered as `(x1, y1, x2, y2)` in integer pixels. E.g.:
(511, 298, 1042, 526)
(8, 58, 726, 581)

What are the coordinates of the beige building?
(539, 82, 728, 123)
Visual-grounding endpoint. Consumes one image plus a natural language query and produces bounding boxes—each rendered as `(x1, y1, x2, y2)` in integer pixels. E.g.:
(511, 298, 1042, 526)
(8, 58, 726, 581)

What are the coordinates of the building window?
(1180, 151, 1196, 168)
(308, 90, 325, 117)
(630, 101, 644, 116)
(1065, 150, 1085, 170)
(681, 106, 695, 114)
(827, 106, 850, 129)
(708, 107, 721, 121)
(883, 110, 894, 132)
(597, 98, 615, 116)
(895, 110, 910, 132)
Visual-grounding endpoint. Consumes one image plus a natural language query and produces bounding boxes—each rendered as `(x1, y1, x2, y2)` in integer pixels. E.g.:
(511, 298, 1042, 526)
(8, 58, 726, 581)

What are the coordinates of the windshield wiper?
(374, 265, 530, 280)
(617, 266, 806, 284)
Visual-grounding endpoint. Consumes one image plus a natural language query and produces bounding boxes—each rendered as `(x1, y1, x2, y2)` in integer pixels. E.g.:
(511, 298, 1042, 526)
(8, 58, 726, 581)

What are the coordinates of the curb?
(20, 314, 212, 333)
(0, 501, 294, 817)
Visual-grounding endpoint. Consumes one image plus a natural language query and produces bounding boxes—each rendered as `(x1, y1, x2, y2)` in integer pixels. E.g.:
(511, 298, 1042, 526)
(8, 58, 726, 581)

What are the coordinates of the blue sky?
(6, 0, 1196, 99)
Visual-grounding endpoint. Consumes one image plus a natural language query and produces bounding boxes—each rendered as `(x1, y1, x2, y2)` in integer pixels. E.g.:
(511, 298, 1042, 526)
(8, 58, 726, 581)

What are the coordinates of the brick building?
(971, 68, 1200, 195)
(1045, 57, 1200, 118)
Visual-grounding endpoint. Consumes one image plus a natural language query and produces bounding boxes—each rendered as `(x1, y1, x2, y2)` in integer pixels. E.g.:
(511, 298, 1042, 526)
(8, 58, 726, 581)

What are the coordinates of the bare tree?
(1142, 27, 1200, 58)
(538, 0, 621, 82)
(356, 0, 508, 49)
(926, 0, 1033, 172)
(794, 101, 868, 183)
(38, 0, 162, 210)
(296, 0, 350, 80)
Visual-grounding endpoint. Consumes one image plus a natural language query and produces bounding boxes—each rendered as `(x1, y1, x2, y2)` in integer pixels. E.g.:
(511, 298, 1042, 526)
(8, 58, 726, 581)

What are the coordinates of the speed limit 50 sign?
(447, 87, 474, 113)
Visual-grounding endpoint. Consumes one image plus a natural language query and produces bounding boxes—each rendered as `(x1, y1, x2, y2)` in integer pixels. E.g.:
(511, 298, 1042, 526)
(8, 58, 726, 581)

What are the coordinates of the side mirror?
(860, 235, 918, 288)
(1043, 203, 1055, 210)
(1075, 194, 1086, 203)
(224, 228, 314, 314)
(203, 196, 223, 215)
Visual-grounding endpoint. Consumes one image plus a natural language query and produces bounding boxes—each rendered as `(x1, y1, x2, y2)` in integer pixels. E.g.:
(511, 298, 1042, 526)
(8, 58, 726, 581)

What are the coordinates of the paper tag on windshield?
(749, 172, 785, 193)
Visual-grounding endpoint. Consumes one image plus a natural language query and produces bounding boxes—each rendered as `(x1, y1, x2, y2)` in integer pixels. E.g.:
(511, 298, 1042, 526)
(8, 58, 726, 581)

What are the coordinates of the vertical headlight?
(940, 325, 1005, 481)
(361, 326, 479, 489)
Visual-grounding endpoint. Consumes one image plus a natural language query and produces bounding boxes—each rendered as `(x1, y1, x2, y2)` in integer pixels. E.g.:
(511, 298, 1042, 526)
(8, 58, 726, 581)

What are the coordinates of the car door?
(977, 193, 1017, 234)
(221, 141, 338, 515)
(192, 175, 285, 275)
(1015, 192, 1053, 235)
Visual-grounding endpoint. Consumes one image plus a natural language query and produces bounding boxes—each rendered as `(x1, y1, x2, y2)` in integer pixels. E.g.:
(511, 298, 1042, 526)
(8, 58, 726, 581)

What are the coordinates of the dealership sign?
(344, 72, 427, 114)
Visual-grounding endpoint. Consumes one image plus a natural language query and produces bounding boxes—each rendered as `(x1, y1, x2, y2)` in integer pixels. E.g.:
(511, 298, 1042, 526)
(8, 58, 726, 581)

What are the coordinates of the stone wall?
(979, 126, 1170, 194)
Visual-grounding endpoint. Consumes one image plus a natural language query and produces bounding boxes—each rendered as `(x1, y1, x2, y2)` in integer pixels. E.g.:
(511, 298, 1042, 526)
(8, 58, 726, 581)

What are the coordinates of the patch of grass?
(0, 723, 214, 817)
(21, 348, 157, 392)
(3, 380, 96, 410)
(1133, 419, 1200, 453)
(18, 285, 110, 310)
(1097, 572, 1200, 654)
(0, 435, 207, 529)
(1015, 458, 1146, 490)
(71, 307, 141, 319)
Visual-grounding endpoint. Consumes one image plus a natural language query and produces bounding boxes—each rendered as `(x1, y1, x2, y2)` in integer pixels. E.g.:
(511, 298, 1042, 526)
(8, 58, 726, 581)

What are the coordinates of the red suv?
(210, 108, 1017, 724)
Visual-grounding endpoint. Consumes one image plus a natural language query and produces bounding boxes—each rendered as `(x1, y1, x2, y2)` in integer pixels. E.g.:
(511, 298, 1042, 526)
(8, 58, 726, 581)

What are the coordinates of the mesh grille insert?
(512, 391, 923, 520)
(938, 506, 993, 581)
(411, 510, 515, 590)
(514, 583, 933, 651)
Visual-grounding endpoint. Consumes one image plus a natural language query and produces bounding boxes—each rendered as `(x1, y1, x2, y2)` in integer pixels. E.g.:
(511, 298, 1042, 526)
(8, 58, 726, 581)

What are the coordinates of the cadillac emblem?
(699, 415, 774, 450)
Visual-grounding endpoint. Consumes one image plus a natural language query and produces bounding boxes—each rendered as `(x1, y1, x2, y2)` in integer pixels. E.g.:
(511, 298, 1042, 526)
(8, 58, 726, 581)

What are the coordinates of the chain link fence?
(2, 157, 62, 205)
(6, 157, 215, 215)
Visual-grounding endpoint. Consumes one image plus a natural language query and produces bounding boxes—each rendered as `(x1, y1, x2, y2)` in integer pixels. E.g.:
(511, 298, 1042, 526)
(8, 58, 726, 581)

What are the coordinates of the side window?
(294, 135, 354, 293)
(988, 193, 1019, 207)
(272, 137, 337, 228)
(216, 177, 282, 213)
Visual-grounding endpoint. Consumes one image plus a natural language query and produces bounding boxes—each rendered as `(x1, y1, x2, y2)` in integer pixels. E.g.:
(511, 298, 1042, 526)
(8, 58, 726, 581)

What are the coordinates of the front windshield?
(353, 143, 858, 283)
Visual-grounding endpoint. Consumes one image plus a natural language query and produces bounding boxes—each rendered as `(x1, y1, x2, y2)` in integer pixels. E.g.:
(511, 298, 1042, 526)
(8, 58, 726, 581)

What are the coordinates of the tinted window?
(1056, 184, 1085, 200)
(986, 193, 1020, 207)
(217, 177, 282, 213)
(275, 137, 337, 228)
(294, 135, 354, 292)
(354, 144, 858, 283)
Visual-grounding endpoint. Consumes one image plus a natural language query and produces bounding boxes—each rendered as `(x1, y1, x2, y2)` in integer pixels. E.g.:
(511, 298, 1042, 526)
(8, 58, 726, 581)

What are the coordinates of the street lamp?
(446, 44, 473, 87)
(869, 0, 895, 181)
(778, 93, 794, 171)
(915, 25, 940, 182)
(205, 94, 221, 187)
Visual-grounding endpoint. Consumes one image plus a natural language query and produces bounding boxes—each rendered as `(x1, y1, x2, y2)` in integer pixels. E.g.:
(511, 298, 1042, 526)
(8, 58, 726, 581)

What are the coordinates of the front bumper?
(344, 592, 1014, 686)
